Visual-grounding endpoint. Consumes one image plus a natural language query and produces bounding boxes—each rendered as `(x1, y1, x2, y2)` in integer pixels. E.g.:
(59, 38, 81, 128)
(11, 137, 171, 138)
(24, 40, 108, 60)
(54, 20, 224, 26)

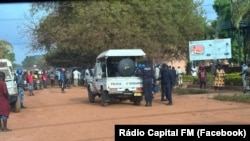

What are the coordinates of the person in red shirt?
(198, 66, 207, 89)
(27, 70, 34, 96)
(0, 71, 11, 131)
(41, 70, 48, 89)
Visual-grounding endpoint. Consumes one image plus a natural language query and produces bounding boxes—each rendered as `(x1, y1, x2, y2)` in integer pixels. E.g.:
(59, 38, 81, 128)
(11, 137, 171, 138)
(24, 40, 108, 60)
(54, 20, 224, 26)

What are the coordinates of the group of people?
(191, 63, 226, 91)
(140, 60, 180, 107)
(51, 68, 81, 93)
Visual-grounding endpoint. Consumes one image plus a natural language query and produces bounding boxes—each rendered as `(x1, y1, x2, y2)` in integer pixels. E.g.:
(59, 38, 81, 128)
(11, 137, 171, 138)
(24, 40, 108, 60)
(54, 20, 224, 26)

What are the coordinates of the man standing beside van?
(73, 69, 81, 87)
(141, 60, 156, 107)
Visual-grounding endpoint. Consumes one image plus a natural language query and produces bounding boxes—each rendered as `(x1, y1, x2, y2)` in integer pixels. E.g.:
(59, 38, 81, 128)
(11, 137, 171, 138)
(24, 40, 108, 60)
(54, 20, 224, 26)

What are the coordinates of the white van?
(87, 49, 146, 106)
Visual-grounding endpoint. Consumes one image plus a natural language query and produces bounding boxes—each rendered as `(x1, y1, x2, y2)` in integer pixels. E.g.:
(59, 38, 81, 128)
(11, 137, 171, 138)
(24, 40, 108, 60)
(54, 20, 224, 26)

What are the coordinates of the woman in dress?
(213, 64, 225, 91)
(0, 71, 11, 131)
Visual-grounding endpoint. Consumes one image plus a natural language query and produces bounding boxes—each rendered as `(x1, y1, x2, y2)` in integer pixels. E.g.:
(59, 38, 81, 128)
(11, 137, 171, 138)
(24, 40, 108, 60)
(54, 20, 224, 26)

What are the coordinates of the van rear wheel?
(13, 96, 21, 113)
(101, 91, 109, 106)
(88, 86, 95, 103)
(133, 97, 142, 106)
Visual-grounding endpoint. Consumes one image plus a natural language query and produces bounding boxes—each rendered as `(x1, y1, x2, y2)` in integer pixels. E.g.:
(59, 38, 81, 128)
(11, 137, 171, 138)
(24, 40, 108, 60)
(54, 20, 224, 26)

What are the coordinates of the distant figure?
(65, 70, 71, 87)
(171, 66, 177, 87)
(56, 70, 61, 87)
(244, 64, 250, 91)
(49, 71, 55, 87)
(154, 64, 161, 94)
(41, 70, 48, 89)
(73, 69, 81, 86)
(60, 68, 66, 93)
(191, 66, 197, 84)
(27, 70, 34, 96)
(176, 66, 183, 88)
(198, 66, 207, 89)
(241, 63, 248, 90)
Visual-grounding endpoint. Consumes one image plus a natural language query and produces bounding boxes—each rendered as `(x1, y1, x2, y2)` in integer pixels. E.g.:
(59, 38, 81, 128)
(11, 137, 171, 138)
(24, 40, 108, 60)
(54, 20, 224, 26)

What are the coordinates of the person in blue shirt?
(160, 63, 174, 105)
(15, 68, 26, 108)
(60, 68, 66, 93)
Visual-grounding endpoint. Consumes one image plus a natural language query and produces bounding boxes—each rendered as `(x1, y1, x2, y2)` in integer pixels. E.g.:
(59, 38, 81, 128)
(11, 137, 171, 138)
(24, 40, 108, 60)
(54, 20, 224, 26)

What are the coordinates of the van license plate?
(134, 93, 142, 96)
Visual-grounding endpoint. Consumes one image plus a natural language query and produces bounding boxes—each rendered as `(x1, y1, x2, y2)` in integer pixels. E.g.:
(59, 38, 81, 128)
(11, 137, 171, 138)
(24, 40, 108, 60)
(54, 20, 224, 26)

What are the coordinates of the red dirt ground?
(1, 86, 250, 141)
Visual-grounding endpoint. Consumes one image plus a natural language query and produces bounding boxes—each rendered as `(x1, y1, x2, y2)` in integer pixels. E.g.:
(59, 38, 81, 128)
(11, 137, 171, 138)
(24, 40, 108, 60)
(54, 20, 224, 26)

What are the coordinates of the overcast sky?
(0, 1, 217, 65)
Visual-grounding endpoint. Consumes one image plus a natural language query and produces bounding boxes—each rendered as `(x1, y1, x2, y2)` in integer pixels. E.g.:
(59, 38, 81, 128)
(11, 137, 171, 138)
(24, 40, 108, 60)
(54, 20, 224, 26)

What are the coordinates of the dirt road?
(1, 86, 250, 141)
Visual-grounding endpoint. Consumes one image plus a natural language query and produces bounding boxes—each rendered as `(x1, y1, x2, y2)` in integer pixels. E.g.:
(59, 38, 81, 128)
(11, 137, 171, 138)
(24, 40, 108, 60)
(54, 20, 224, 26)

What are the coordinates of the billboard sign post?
(189, 38, 232, 61)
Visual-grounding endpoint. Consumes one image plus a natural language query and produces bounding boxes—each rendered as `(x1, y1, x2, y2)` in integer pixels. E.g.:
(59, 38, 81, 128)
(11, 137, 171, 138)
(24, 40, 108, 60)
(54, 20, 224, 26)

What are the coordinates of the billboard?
(189, 38, 231, 61)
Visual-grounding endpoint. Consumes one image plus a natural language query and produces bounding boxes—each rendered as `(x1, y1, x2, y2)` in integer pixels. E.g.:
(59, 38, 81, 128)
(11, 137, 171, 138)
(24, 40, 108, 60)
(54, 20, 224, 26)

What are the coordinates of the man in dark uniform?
(141, 60, 156, 107)
(60, 68, 66, 93)
(15, 68, 26, 108)
(160, 63, 174, 105)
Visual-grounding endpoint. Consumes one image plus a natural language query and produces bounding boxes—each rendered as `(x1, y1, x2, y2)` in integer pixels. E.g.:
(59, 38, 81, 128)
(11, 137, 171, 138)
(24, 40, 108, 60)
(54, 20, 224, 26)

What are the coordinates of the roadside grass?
(213, 94, 250, 104)
(173, 87, 250, 104)
(173, 88, 210, 95)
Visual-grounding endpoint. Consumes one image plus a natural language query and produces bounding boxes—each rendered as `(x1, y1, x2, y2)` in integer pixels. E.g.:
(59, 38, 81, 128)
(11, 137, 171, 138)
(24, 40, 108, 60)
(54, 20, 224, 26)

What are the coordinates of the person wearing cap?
(141, 60, 156, 107)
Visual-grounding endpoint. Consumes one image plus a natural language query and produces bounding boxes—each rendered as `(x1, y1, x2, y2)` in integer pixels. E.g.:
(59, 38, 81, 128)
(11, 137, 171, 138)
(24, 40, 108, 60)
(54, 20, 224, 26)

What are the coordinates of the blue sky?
(0, 1, 217, 65)
(0, 3, 38, 64)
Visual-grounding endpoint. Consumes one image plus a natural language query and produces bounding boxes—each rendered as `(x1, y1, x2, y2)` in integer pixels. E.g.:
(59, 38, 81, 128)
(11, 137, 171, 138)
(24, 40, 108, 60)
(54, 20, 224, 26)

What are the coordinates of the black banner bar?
(115, 125, 250, 141)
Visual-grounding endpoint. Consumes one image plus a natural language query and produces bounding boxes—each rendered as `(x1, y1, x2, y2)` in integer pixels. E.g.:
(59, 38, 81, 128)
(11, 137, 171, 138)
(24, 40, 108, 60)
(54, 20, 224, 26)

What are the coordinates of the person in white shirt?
(176, 66, 183, 88)
(73, 69, 81, 86)
(154, 64, 160, 85)
(191, 66, 197, 84)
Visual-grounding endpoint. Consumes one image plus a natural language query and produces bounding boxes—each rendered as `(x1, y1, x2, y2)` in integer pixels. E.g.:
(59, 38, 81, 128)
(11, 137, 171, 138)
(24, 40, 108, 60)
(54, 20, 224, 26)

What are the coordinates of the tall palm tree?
(230, 0, 250, 29)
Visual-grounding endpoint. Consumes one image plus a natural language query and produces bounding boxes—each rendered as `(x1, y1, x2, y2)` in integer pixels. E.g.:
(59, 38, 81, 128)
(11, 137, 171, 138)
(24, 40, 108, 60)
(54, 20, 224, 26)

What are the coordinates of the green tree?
(28, 0, 206, 67)
(230, 0, 250, 29)
(213, 0, 250, 63)
(22, 55, 42, 70)
(0, 40, 15, 62)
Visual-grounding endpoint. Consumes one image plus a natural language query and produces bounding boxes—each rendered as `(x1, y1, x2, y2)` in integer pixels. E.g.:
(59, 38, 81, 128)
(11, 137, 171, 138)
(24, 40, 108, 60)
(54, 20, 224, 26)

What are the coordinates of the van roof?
(0, 59, 12, 67)
(97, 49, 146, 59)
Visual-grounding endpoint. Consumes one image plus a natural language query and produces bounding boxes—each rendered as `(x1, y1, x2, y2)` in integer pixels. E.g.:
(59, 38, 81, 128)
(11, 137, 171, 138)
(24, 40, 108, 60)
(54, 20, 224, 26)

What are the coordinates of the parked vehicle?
(87, 49, 146, 106)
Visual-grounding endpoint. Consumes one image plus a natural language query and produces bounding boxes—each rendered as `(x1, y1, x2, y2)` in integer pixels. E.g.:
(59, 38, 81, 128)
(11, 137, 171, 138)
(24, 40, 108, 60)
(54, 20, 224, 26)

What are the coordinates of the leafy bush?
(183, 72, 243, 86)
(224, 73, 242, 86)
